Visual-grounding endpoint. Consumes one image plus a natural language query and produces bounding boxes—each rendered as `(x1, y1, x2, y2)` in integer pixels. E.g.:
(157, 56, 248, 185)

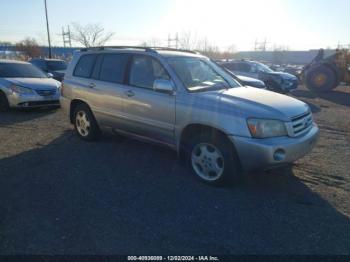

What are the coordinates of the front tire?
(188, 133, 241, 186)
(73, 104, 100, 141)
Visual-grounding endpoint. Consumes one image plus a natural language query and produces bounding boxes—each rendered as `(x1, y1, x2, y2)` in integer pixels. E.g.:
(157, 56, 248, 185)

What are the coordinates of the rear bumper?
(8, 92, 60, 108)
(229, 124, 320, 172)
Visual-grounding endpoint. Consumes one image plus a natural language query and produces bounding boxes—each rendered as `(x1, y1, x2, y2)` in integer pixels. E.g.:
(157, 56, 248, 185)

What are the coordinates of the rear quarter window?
(73, 54, 97, 78)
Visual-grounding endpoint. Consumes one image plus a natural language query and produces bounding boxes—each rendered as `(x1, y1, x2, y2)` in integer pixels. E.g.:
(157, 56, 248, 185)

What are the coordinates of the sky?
(0, 0, 349, 51)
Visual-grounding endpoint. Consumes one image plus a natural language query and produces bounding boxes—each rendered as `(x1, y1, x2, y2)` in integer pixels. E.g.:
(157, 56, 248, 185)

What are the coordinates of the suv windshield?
(47, 60, 67, 71)
(0, 63, 48, 78)
(167, 57, 239, 91)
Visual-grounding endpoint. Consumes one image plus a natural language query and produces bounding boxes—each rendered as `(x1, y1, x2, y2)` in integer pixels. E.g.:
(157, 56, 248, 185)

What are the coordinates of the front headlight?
(247, 119, 287, 138)
(10, 84, 35, 95)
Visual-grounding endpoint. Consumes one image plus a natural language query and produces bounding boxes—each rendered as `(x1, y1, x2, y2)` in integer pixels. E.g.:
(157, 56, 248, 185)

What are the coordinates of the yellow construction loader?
(301, 49, 350, 92)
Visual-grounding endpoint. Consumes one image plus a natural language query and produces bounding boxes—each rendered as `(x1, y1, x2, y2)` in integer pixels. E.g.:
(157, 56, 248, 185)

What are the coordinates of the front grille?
(18, 100, 60, 107)
(291, 111, 313, 136)
(36, 89, 56, 96)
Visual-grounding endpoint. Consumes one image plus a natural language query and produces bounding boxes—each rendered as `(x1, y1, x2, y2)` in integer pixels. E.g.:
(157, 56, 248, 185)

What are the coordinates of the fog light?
(273, 149, 285, 161)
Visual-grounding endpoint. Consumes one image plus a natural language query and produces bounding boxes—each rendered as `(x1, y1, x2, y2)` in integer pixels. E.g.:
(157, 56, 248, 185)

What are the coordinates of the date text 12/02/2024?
(127, 256, 219, 261)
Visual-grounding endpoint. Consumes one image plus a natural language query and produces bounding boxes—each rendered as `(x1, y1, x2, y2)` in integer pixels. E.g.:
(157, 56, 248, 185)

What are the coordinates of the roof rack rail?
(80, 46, 154, 52)
(79, 46, 201, 55)
(148, 47, 200, 54)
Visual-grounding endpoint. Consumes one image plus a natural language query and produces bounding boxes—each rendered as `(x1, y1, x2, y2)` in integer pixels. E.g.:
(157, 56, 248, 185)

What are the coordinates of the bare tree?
(15, 38, 43, 59)
(70, 23, 114, 47)
(178, 31, 198, 50)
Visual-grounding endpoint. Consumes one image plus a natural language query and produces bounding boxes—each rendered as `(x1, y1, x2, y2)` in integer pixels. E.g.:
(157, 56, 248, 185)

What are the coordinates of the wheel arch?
(178, 123, 241, 168)
(69, 99, 90, 124)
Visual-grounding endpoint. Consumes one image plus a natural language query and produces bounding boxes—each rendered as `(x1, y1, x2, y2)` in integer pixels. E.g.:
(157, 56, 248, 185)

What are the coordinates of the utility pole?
(44, 0, 52, 58)
(254, 38, 268, 51)
(168, 33, 179, 49)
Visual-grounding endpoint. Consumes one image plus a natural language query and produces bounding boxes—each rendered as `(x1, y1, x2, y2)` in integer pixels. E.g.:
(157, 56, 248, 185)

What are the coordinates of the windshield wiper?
(188, 82, 231, 92)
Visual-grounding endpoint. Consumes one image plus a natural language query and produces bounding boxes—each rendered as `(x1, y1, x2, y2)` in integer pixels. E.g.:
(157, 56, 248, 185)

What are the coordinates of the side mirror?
(153, 79, 174, 94)
(47, 73, 54, 78)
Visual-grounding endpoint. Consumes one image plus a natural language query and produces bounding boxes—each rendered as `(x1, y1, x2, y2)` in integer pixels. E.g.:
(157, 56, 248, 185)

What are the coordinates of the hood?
(4, 78, 61, 90)
(197, 87, 309, 120)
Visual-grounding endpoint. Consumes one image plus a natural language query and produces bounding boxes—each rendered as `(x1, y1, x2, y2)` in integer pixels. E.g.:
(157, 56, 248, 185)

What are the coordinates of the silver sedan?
(0, 59, 61, 111)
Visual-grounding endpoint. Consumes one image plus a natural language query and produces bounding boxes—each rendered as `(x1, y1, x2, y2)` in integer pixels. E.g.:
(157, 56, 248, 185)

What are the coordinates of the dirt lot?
(0, 85, 350, 254)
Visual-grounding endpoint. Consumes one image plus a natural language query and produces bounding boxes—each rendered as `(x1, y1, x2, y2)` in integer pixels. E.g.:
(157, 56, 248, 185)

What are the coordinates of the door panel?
(122, 87, 175, 145)
(122, 55, 176, 145)
(87, 79, 129, 129)
(88, 53, 131, 129)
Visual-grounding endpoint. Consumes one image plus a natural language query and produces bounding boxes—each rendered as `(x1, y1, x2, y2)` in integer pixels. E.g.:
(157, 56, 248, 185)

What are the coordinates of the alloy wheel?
(191, 143, 225, 181)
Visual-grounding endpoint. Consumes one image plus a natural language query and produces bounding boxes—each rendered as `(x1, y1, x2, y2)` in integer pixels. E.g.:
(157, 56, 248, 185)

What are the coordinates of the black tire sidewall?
(306, 65, 337, 92)
(0, 92, 9, 112)
(73, 104, 99, 141)
(187, 133, 240, 186)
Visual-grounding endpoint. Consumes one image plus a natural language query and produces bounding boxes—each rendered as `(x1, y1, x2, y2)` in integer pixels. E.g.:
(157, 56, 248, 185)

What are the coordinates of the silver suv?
(60, 47, 319, 185)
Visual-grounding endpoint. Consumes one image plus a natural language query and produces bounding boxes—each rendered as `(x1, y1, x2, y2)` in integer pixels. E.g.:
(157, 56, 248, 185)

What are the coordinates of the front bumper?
(230, 124, 320, 172)
(8, 91, 60, 108)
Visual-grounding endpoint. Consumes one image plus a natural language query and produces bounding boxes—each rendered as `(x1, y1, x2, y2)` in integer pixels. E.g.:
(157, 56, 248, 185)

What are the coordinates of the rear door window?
(91, 54, 104, 80)
(99, 54, 129, 84)
(74, 54, 97, 78)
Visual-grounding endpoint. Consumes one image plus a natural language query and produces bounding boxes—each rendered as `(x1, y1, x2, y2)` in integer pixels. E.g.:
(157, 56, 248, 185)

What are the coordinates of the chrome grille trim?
(287, 111, 313, 137)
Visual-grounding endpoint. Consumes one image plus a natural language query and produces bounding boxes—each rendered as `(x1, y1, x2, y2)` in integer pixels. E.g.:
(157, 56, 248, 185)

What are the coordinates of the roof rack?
(80, 46, 154, 52)
(80, 46, 200, 55)
(147, 47, 200, 54)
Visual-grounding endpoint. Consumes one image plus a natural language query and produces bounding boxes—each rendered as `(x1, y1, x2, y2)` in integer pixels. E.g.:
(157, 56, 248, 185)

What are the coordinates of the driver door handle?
(125, 90, 135, 97)
(88, 82, 95, 88)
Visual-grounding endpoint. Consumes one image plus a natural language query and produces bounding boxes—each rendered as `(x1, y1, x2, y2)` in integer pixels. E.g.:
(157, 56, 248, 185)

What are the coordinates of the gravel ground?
(0, 85, 349, 254)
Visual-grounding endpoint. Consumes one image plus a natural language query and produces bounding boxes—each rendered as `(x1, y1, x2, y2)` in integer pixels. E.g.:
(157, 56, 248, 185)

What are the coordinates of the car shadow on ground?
(318, 90, 350, 107)
(0, 107, 60, 126)
(1, 131, 350, 254)
(292, 88, 350, 108)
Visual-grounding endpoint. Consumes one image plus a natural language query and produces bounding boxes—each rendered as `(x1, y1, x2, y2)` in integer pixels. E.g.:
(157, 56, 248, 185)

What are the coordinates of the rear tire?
(73, 103, 100, 141)
(187, 132, 241, 186)
(305, 65, 337, 92)
(0, 91, 9, 112)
